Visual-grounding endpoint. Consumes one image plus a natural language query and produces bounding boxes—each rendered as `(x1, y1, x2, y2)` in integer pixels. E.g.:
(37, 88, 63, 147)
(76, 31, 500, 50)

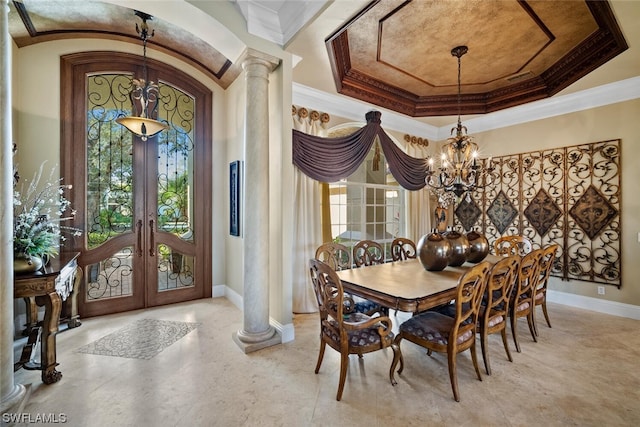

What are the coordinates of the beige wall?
(472, 99, 640, 306)
(223, 66, 246, 300)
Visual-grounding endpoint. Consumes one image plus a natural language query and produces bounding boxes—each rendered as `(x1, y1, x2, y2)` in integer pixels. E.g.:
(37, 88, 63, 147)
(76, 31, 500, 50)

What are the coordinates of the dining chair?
(493, 235, 532, 256)
(308, 258, 399, 401)
(391, 237, 417, 261)
(353, 239, 393, 315)
(478, 255, 520, 375)
(509, 248, 543, 352)
(315, 242, 352, 271)
(532, 244, 559, 335)
(390, 261, 491, 402)
(315, 242, 382, 316)
(352, 240, 385, 267)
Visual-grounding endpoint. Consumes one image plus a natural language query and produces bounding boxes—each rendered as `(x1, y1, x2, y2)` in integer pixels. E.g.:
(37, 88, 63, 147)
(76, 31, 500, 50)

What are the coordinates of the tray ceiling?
(325, 0, 627, 117)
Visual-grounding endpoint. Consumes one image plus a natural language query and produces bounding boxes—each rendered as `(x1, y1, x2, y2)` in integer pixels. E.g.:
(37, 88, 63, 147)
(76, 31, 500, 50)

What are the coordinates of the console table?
(13, 252, 81, 384)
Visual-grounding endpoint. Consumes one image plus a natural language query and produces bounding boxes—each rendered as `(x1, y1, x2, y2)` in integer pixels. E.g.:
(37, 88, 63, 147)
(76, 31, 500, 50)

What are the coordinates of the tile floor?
(10, 297, 640, 426)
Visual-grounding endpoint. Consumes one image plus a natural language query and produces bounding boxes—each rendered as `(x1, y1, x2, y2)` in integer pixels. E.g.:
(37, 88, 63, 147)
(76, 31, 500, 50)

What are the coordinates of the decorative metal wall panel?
(455, 139, 621, 287)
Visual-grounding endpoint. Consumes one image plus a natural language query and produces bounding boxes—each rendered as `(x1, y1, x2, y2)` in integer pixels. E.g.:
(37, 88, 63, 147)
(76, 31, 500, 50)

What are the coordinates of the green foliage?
(13, 163, 83, 258)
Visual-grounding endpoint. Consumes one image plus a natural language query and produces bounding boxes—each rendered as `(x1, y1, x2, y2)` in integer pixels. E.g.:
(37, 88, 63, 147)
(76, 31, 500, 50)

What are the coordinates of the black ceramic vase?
(417, 231, 452, 271)
(444, 229, 470, 267)
(466, 230, 490, 263)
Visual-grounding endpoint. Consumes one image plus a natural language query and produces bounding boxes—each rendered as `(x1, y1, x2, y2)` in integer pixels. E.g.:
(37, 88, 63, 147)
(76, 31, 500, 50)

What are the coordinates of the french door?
(61, 53, 212, 317)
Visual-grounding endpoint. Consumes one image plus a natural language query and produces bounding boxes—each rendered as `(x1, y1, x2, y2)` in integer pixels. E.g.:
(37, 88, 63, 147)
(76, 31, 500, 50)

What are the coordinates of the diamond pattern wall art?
(524, 189, 562, 237)
(487, 190, 518, 234)
(454, 139, 621, 288)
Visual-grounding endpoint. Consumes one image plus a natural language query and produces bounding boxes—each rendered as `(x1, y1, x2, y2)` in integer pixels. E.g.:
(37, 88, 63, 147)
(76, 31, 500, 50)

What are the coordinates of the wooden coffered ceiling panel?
(326, 0, 628, 117)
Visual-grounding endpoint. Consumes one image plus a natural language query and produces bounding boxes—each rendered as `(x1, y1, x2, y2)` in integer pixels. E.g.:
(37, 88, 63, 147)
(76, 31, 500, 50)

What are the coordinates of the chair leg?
(542, 301, 552, 328)
(336, 352, 349, 401)
(510, 312, 521, 353)
(389, 342, 401, 386)
(531, 306, 539, 337)
(390, 335, 404, 378)
(314, 340, 326, 374)
(500, 328, 513, 362)
(526, 313, 537, 343)
(479, 328, 491, 376)
(447, 351, 460, 402)
(470, 341, 483, 382)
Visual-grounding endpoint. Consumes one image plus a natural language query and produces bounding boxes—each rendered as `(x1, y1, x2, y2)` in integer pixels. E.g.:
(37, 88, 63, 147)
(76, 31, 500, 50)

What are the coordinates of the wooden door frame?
(60, 51, 212, 317)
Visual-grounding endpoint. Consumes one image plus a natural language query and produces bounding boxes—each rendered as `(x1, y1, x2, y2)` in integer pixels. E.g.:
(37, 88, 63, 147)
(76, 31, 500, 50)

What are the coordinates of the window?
(327, 145, 405, 261)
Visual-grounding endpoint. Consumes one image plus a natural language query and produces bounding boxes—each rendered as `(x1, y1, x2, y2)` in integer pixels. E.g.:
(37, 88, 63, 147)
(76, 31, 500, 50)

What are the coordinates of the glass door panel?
(157, 244, 194, 291)
(82, 74, 141, 314)
(85, 248, 134, 300)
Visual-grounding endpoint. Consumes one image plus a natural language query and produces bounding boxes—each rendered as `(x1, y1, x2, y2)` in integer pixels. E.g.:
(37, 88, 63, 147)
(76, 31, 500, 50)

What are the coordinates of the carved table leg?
(35, 291, 62, 384)
(67, 267, 83, 328)
(22, 296, 38, 336)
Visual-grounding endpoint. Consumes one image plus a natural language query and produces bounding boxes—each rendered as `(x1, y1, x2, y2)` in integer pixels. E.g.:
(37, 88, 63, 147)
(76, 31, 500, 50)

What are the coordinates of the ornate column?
(1, 0, 29, 413)
(232, 49, 281, 353)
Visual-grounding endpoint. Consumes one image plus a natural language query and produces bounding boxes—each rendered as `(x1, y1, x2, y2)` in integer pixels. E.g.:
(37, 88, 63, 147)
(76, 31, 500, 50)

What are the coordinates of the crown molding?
(233, 0, 330, 47)
(293, 83, 440, 139)
(453, 76, 640, 139)
(294, 76, 640, 140)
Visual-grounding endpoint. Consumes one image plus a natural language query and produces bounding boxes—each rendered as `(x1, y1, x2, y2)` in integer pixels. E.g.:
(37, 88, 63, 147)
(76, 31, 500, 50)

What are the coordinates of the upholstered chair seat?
(325, 312, 395, 349)
(399, 312, 475, 347)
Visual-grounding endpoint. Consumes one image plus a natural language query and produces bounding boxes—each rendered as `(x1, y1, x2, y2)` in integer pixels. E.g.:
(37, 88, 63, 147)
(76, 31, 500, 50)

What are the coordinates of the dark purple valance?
(292, 111, 429, 191)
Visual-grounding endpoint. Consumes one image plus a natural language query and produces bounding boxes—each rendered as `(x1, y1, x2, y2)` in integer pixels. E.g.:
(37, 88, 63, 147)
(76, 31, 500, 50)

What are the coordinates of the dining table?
(336, 255, 500, 314)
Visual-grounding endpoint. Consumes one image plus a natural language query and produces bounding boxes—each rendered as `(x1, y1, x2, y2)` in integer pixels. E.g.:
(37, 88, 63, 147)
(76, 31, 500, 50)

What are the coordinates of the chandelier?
(425, 46, 494, 207)
(116, 11, 169, 141)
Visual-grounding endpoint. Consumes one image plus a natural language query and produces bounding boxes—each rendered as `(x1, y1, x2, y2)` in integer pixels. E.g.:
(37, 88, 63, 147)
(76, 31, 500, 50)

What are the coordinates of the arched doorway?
(61, 52, 212, 317)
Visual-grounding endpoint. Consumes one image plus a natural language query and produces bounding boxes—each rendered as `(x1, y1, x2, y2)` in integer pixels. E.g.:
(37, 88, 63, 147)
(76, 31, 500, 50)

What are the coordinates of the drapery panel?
(293, 111, 430, 191)
(406, 141, 432, 241)
(291, 106, 327, 313)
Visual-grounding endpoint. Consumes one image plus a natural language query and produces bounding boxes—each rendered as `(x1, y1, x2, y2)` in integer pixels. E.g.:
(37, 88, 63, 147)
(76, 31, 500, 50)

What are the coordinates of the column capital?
(239, 48, 280, 73)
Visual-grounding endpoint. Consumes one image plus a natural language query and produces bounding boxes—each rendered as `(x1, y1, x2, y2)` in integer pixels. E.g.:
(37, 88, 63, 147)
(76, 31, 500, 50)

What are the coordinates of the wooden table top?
(336, 255, 499, 312)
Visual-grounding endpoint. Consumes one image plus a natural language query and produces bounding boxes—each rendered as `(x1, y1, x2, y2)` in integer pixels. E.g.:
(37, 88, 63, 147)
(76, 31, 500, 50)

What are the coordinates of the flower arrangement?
(13, 162, 82, 259)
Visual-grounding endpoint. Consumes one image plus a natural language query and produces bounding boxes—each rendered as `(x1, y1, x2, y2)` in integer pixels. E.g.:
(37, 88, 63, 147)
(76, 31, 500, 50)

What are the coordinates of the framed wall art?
(230, 160, 241, 236)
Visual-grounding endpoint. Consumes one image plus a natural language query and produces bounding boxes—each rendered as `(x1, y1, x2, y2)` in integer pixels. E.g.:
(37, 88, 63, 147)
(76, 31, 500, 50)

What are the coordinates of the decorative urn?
(417, 230, 452, 271)
(444, 228, 470, 267)
(13, 254, 44, 274)
(466, 230, 490, 263)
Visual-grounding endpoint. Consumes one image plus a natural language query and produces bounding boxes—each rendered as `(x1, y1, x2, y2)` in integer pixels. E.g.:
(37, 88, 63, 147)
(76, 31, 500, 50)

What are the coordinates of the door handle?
(149, 219, 155, 257)
(136, 220, 143, 257)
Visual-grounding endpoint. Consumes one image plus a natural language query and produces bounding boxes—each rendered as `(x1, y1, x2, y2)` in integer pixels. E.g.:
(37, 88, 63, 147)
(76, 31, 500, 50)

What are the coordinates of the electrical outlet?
(597, 286, 605, 295)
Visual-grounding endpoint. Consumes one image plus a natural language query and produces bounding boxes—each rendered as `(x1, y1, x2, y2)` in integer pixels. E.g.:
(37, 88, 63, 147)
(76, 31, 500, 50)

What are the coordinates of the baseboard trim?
(212, 284, 226, 298)
(547, 290, 640, 320)
(216, 285, 295, 343)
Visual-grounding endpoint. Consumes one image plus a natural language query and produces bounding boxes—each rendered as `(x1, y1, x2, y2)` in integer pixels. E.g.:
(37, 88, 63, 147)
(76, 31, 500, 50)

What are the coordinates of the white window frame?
(328, 180, 405, 262)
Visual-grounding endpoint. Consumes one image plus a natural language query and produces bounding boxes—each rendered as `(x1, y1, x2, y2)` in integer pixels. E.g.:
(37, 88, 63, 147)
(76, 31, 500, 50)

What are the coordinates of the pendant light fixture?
(425, 46, 494, 206)
(116, 10, 169, 141)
